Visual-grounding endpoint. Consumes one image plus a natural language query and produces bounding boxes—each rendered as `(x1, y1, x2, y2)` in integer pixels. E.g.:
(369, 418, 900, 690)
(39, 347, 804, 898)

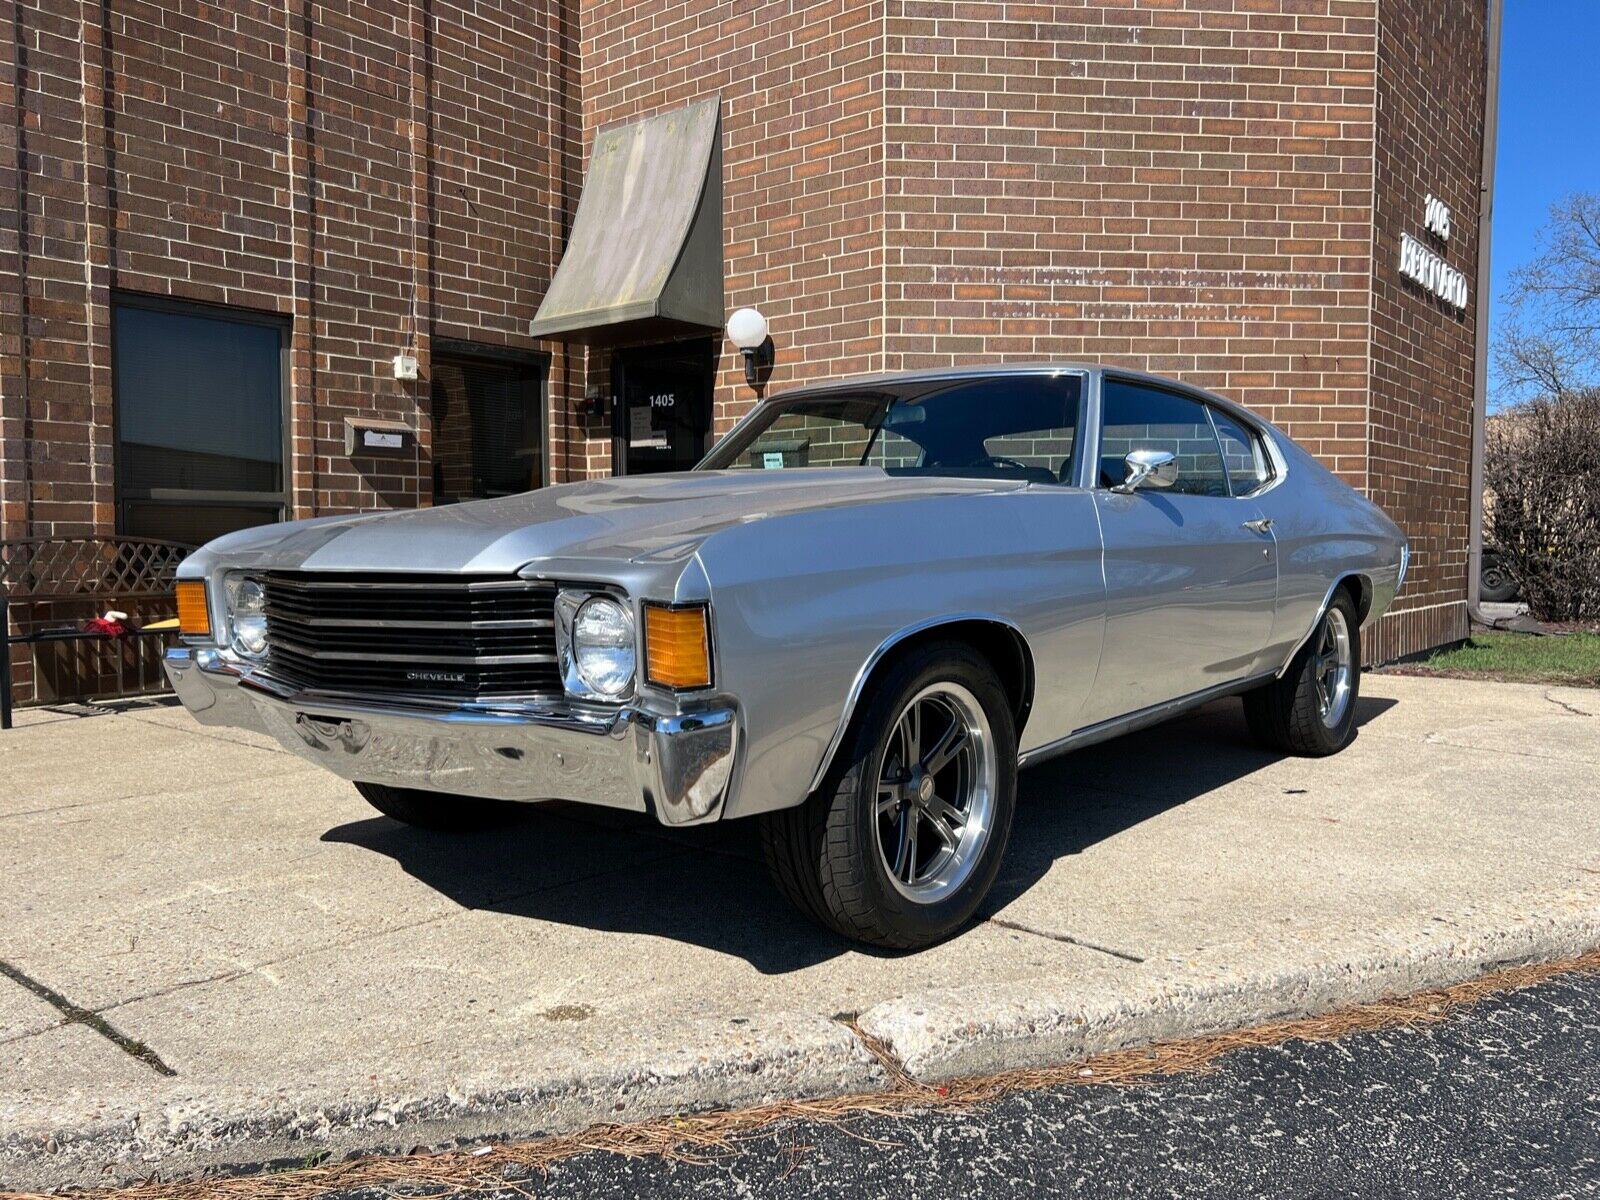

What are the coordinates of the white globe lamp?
(726, 307, 773, 386)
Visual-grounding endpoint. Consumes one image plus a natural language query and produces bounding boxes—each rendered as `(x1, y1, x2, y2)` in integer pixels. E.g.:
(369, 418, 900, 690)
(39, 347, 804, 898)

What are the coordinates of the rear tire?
(1243, 590, 1361, 757)
(354, 781, 527, 831)
(759, 641, 1017, 950)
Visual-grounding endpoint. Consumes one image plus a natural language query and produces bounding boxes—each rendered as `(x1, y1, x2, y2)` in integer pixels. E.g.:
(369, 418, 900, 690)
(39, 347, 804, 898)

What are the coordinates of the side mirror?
(1111, 448, 1179, 493)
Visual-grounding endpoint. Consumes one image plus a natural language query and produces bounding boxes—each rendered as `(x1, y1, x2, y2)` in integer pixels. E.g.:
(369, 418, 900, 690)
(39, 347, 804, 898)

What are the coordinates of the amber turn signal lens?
(644, 604, 711, 690)
(176, 580, 211, 638)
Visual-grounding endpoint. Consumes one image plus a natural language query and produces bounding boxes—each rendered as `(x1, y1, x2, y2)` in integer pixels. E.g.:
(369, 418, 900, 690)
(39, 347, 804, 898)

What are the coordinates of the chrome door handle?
(1243, 518, 1273, 534)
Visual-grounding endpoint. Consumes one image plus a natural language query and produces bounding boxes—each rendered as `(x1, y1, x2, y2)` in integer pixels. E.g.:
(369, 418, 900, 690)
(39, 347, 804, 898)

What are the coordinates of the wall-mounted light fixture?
(577, 384, 609, 420)
(726, 307, 773, 387)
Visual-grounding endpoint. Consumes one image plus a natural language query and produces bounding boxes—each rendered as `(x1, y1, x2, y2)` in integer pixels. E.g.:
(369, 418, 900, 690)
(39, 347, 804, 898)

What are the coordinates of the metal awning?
(530, 98, 724, 345)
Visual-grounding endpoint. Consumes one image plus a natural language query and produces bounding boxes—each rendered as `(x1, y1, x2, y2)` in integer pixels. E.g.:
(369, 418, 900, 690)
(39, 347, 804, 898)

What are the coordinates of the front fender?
(804, 612, 1033, 794)
(698, 488, 1103, 819)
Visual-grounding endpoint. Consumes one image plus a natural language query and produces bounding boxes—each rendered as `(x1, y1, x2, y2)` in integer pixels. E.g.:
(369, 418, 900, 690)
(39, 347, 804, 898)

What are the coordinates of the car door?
(1078, 377, 1278, 727)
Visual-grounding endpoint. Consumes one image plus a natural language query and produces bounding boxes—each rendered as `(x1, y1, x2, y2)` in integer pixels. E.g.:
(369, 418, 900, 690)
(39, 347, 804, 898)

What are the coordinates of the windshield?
(698, 374, 1084, 484)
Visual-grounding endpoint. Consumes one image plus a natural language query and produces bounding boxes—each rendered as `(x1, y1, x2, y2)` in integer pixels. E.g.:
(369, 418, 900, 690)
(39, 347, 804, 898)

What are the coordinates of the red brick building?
(2, 0, 1494, 706)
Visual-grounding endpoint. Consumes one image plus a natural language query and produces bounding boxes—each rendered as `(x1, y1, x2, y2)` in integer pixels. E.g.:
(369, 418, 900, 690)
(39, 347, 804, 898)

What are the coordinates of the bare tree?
(1495, 193, 1600, 403)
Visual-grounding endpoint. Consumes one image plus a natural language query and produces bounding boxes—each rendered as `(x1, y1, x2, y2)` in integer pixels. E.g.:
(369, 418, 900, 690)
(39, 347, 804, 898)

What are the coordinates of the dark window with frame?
(113, 296, 287, 545)
(430, 351, 546, 503)
(1098, 380, 1230, 497)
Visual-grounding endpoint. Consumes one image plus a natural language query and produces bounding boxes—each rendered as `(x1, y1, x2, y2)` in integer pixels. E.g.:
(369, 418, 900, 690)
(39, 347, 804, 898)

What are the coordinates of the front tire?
(1243, 590, 1361, 756)
(759, 642, 1017, 950)
(354, 781, 527, 831)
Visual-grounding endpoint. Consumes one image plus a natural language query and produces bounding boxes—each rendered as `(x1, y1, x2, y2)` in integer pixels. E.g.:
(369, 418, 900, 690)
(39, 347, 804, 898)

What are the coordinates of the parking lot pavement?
(2, 675, 1598, 1189)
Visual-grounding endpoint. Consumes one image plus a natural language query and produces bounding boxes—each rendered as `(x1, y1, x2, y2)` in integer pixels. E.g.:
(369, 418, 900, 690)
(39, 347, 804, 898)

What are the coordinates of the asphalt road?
(326, 969, 1600, 1200)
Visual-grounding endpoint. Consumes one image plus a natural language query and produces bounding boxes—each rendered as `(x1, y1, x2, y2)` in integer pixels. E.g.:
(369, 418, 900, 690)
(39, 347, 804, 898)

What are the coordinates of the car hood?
(194, 469, 1028, 575)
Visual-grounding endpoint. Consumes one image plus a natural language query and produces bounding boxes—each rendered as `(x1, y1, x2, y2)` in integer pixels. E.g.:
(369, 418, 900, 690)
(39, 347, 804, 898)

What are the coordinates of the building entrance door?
(612, 340, 715, 475)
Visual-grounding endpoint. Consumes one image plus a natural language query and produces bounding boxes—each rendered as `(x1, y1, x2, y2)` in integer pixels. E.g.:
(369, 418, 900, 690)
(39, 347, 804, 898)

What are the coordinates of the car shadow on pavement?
(321, 694, 1398, 974)
(320, 804, 859, 974)
(984, 694, 1398, 913)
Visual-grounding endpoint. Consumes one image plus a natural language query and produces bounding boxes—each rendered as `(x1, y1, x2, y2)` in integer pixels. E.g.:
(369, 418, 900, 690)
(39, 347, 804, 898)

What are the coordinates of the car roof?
(771, 362, 1096, 399)
(765, 361, 1266, 427)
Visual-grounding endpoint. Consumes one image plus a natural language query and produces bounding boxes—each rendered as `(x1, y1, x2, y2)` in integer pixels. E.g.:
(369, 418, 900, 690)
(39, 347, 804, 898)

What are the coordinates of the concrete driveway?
(3, 674, 1598, 1189)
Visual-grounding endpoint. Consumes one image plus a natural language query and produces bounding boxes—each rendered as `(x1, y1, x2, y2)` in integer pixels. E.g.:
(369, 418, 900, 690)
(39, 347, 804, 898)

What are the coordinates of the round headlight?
(230, 578, 268, 659)
(572, 596, 635, 699)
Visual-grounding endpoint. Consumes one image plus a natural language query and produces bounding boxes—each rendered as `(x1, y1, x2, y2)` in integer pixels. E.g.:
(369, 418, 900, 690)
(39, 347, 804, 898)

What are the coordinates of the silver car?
(166, 365, 1407, 949)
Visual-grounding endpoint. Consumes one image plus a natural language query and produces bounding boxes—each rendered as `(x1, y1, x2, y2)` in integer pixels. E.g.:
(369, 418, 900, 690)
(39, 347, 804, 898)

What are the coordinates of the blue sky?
(1489, 1, 1600, 339)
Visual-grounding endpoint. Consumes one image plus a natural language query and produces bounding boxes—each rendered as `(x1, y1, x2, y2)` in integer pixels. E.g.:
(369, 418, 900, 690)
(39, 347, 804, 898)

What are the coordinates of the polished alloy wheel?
(1314, 606, 1354, 729)
(874, 682, 997, 903)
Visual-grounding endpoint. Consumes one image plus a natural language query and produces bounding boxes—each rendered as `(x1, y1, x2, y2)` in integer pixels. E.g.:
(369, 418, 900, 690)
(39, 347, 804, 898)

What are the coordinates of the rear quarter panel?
(695, 487, 1105, 818)
(1252, 437, 1407, 667)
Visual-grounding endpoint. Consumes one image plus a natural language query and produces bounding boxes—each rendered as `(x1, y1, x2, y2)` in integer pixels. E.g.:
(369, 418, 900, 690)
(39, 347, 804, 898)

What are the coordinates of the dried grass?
(9, 949, 1597, 1200)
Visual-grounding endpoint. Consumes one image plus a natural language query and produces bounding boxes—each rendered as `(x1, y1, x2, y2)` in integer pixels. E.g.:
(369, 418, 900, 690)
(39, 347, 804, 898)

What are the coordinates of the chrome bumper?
(163, 647, 737, 826)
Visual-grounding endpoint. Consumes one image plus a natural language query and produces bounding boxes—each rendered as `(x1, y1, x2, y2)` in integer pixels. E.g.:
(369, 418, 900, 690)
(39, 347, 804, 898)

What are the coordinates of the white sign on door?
(629, 405, 668, 449)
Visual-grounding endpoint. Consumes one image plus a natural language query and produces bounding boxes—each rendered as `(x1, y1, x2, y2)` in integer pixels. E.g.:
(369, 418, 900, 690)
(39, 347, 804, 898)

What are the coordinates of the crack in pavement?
(1543, 690, 1595, 718)
(87, 846, 688, 1020)
(984, 915, 1147, 963)
(0, 960, 176, 1076)
(0, 800, 100, 823)
(0, 1022, 68, 1048)
(834, 1014, 921, 1091)
(125, 711, 296, 756)
(16, 804, 709, 1029)
(0, 757, 322, 822)
(1421, 734, 1598, 765)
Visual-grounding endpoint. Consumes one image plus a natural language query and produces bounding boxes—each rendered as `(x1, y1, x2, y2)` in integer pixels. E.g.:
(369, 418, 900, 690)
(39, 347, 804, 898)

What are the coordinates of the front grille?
(260, 571, 561, 703)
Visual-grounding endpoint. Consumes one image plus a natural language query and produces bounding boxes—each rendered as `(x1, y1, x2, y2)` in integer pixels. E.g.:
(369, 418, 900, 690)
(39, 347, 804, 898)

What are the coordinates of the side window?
(1210, 409, 1274, 495)
(1099, 381, 1229, 497)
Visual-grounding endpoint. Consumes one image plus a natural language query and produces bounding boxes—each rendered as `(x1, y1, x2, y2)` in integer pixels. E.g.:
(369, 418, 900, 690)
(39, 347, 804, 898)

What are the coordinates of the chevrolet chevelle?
(167, 365, 1407, 948)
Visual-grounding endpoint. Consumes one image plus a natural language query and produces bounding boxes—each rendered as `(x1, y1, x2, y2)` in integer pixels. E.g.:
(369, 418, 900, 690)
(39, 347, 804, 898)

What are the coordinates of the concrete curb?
(0, 1013, 884, 1193)
(858, 894, 1600, 1080)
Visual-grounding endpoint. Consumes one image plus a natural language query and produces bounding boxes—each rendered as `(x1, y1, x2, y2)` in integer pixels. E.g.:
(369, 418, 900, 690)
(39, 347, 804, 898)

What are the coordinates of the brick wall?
(1, 0, 576, 537)
(576, 0, 888, 465)
(1363, 0, 1485, 662)
(879, 0, 1381, 490)
(0, 0, 577, 705)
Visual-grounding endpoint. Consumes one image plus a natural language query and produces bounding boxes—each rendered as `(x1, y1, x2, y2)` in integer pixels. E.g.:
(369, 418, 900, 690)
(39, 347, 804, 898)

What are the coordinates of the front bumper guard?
(164, 647, 736, 826)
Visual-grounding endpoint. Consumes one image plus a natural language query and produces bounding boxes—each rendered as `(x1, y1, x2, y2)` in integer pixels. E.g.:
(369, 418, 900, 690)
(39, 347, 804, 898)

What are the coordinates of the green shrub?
(1485, 390, 1600, 621)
